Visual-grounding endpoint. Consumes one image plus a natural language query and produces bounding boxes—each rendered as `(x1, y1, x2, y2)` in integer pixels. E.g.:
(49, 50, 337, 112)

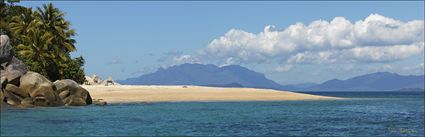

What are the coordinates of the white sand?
(83, 85, 342, 104)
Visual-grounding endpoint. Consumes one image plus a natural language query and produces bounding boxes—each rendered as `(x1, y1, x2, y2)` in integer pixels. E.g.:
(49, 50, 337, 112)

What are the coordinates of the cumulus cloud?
(199, 13, 424, 69)
(286, 42, 424, 64)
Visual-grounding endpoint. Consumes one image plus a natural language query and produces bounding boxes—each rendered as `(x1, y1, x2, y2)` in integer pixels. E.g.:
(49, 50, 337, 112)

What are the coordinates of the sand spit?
(83, 85, 342, 104)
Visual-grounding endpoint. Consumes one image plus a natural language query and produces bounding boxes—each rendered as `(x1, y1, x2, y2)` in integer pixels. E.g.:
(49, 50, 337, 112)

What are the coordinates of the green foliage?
(0, 2, 86, 84)
(59, 56, 86, 84)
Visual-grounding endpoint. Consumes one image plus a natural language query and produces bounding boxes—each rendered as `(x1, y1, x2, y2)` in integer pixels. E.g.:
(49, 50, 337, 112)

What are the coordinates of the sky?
(20, 1, 425, 85)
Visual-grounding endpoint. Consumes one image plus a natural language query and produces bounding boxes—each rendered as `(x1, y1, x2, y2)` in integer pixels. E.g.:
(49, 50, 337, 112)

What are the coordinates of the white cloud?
(345, 42, 424, 62)
(286, 42, 424, 64)
(157, 51, 201, 66)
(402, 62, 425, 74)
(219, 57, 237, 67)
(382, 64, 393, 70)
(275, 64, 293, 72)
(172, 54, 200, 64)
(287, 50, 338, 64)
(199, 13, 424, 68)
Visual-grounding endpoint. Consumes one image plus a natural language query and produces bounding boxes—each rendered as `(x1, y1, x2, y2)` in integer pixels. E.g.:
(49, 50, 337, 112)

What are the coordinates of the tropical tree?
(15, 28, 54, 76)
(36, 3, 76, 53)
(0, 1, 26, 37)
(3, 2, 86, 83)
(9, 7, 36, 39)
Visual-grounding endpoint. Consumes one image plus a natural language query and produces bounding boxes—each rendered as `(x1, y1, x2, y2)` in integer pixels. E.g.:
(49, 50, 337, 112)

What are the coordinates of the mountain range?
(118, 63, 282, 89)
(118, 63, 424, 91)
(305, 72, 424, 91)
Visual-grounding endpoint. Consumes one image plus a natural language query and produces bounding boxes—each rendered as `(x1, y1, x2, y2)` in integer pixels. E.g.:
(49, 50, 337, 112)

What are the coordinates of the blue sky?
(20, 1, 424, 85)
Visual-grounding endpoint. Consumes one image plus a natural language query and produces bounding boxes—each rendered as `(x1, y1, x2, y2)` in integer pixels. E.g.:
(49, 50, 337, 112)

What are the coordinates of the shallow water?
(1, 92, 424, 136)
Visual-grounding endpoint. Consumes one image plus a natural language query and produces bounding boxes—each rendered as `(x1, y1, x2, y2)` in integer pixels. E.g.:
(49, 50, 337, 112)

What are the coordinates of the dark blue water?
(1, 92, 424, 136)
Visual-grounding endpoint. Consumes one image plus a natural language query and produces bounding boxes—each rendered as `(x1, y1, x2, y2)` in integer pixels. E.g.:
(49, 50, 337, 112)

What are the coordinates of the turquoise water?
(1, 92, 424, 136)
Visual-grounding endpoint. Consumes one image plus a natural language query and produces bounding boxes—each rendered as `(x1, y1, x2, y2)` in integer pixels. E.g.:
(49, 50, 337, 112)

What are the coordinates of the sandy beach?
(83, 85, 342, 103)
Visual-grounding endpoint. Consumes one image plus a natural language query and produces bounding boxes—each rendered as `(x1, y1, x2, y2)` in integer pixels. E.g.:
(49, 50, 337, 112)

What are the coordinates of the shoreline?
(83, 85, 344, 104)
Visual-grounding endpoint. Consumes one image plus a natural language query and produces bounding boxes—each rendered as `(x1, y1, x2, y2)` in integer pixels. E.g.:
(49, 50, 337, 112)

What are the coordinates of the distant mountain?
(280, 83, 317, 91)
(118, 63, 282, 89)
(119, 64, 424, 92)
(396, 88, 425, 92)
(306, 72, 425, 91)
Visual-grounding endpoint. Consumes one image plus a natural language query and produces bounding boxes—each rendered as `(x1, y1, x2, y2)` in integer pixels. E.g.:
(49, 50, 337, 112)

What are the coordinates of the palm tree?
(16, 27, 67, 80)
(1, 2, 29, 36)
(6, 2, 85, 82)
(16, 29, 54, 66)
(36, 3, 76, 53)
(9, 7, 36, 37)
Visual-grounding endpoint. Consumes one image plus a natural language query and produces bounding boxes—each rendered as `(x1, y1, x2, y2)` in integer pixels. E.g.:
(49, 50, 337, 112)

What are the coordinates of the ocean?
(1, 92, 424, 136)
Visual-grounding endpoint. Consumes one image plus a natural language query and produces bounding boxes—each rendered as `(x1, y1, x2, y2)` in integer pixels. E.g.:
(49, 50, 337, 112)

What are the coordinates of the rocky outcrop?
(0, 35, 28, 86)
(53, 79, 92, 106)
(84, 74, 103, 85)
(19, 72, 64, 106)
(84, 74, 120, 86)
(92, 99, 107, 106)
(1, 35, 28, 109)
(0, 35, 13, 64)
(0, 34, 93, 109)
